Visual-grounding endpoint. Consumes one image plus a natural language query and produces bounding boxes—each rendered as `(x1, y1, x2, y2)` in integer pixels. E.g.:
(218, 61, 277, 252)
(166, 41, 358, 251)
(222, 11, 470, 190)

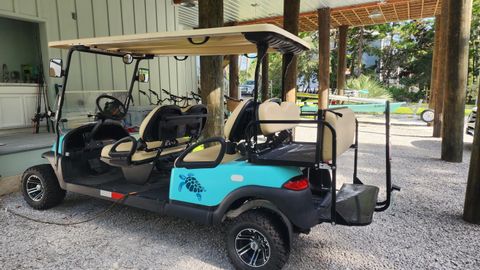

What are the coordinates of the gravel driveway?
(1, 122, 479, 269)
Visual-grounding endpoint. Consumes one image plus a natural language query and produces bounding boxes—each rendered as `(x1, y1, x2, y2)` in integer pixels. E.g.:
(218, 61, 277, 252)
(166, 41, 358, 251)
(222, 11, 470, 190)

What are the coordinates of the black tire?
(226, 210, 289, 270)
(420, 109, 435, 123)
(21, 164, 65, 210)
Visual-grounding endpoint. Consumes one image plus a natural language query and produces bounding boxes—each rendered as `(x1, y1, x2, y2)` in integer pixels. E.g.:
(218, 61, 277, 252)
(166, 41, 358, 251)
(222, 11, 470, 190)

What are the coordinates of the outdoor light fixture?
(368, 9, 383, 19)
(173, 0, 197, 8)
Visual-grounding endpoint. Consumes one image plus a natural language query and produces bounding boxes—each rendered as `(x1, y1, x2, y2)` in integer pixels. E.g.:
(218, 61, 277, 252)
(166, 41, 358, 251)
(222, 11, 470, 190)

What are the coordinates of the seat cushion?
(182, 144, 241, 164)
(322, 108, 356, 161)
(258, 101, 300, 135)
(101, 141, 187, 162)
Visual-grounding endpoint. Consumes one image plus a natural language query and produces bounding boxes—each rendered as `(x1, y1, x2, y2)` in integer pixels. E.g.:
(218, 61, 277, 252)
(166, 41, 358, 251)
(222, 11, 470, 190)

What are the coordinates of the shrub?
(387, 86, 425, 102)
(346, 75, 391, 99)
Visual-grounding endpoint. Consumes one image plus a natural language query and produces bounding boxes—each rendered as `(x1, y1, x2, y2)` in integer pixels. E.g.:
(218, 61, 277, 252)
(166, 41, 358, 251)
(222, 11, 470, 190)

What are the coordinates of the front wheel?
(226, 210, 289, 270)
(21, 164, 66, 210)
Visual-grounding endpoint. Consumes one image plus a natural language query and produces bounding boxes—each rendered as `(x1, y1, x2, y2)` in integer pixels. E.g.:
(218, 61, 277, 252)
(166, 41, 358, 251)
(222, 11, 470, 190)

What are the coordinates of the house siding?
(0, 0, 197, 106)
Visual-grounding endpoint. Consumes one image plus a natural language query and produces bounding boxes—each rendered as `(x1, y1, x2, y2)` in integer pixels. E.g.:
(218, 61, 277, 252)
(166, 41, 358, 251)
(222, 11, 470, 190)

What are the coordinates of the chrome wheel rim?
(26, 175, 44, 202)
(235, 228, 271, 267)
(422, 110, 435, 122)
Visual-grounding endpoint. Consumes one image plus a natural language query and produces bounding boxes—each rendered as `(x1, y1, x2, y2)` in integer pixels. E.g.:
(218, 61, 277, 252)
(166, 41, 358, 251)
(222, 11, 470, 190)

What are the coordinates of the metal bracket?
(187, 36, 209, 45)
(174, 56, 189, 61)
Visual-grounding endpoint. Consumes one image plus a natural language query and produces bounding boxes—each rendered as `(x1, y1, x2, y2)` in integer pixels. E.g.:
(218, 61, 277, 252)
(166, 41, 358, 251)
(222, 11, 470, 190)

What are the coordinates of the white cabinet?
(0, 84, 39, 129)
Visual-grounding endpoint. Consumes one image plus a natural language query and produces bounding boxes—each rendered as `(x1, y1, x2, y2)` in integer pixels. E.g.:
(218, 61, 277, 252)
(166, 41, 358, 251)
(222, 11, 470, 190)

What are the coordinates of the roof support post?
(464, 82, 480, 224)
(261, 54, 269, 101)
(281, 0, 300, 102)
(317, 7, 331, 110)
(336, 25, 348, 97)
(199, 0, 224, 138)
(429, 15, 442, 115)
(441, 0, 473, 162)
(433, 0, 449, 138)
(229, 55, 239, 99)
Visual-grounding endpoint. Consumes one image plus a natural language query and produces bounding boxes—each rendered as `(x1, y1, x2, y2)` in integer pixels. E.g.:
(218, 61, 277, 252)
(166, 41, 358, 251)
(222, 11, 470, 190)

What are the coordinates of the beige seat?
(321, 108, 356, 161)
(101, 104, 206, 164)
(178, 99, 256, 165)
(101, 105, 184, 163)
(257, 101, 355, 161)
(258, 101, 300, 135)
(101, 141, 187, 162)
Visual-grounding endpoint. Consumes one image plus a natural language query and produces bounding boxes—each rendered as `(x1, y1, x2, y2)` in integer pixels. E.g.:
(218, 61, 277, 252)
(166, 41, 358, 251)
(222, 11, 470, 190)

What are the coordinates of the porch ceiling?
(177, 0, 441, 31)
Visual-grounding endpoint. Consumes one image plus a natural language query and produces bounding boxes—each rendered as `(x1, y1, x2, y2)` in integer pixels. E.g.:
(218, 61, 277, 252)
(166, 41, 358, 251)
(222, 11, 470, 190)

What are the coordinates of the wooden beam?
(433, 0, 448, 138)
(464, 84, 480, 223)
(229, 55, 239, 99)
(199, 0, 224, 138)
(282, 0, 300, 102)
(429, 15, 442, 111)
(318, 8, 331, 110)
(262, 54, 269, 101)
(441, 0, 473, 162)
(336, 25, 348, 96)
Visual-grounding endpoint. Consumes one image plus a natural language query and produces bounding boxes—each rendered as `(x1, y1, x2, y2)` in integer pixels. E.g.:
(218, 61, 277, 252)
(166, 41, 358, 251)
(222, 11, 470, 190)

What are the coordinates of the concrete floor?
(0, 131, 54, 155)
(0, 121, 479, 269)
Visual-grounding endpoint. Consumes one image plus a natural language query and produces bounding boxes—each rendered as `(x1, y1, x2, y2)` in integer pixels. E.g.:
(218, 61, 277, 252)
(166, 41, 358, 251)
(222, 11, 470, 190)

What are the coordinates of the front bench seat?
(177, 99, 256, 166)
(101, 105, 185, 163)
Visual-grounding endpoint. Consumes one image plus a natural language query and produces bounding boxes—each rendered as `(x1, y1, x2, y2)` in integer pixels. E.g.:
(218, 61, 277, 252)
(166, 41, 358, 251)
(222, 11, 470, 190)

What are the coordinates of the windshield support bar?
(54, 47, 75, 166)
(125, 59, 142, 110)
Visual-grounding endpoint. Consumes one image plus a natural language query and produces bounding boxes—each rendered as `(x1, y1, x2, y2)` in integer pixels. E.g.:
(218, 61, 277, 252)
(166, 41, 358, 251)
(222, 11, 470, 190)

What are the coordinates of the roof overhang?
(177, 0, 441, 32)
(49, 24, 310, 56)
(239, 0, 441, 31)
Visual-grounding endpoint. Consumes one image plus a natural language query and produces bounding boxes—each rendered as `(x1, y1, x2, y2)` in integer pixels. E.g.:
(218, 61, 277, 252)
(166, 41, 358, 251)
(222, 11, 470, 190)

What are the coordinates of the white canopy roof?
(49, 24, 310, 56)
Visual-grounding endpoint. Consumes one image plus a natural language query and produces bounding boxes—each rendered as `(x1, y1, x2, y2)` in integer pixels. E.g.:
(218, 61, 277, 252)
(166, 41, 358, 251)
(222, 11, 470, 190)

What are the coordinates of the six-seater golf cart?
(21, 24, 396, 269)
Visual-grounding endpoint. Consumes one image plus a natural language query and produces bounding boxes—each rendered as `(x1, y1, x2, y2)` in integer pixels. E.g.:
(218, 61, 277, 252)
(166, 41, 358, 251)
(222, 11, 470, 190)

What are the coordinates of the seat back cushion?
(224, 99, 255, 142)
(258, 101, 300, 135)
(183, 104, 207, 137)
(322, 108, 356, 161)
(140, 105, 182, 142)
(182, 144, 241, 164)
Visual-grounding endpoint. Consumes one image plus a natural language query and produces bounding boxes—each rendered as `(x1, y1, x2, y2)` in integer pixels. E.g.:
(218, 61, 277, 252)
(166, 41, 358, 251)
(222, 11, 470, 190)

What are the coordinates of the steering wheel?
(95, 94, 127, 121)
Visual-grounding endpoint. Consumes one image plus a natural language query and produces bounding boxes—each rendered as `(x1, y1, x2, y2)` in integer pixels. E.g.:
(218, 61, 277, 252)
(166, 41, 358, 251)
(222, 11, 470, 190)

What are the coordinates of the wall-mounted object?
(2, 64, 8, 82)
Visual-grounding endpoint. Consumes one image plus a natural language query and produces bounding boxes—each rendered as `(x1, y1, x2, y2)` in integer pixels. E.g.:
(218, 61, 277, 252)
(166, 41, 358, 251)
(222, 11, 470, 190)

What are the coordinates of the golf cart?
(21, 24, 396, 269)
(467, 107, 476, 136)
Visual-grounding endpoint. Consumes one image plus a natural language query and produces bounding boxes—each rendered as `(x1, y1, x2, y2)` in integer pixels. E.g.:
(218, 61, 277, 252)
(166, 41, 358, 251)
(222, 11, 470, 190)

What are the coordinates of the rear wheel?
(21, 164, 65, 210)
(226, 210, 289, 270)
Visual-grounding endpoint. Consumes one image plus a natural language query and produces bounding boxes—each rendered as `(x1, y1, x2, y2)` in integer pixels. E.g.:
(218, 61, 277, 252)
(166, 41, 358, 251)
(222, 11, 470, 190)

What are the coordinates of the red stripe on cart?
(100, 190, 125, 199)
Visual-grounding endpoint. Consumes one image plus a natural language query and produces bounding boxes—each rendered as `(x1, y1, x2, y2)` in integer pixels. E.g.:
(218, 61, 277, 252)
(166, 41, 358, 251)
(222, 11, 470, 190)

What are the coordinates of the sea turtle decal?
(178, 173, 206, 201)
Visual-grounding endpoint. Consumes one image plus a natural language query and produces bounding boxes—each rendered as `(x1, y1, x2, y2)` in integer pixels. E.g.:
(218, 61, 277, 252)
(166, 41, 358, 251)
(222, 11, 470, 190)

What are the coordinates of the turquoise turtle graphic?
(178, 173, 206, 201)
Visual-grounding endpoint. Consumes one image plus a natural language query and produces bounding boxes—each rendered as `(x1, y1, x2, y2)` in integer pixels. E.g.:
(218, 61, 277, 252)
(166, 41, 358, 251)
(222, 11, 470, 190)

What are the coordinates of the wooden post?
(317, 8, 331, 109)
(336, 25, 348, 96)
(355, 27, 364, 77)
(464, 85, 480, 223)
(433, 0, 449, 138)
(229, 55, 239, 99)
(262, 54, 269, 101)
(199, 0, 224, 138)
(282, 0, 300, 102)
(429, 15, 442, 112)
(441, 0, 473, 162)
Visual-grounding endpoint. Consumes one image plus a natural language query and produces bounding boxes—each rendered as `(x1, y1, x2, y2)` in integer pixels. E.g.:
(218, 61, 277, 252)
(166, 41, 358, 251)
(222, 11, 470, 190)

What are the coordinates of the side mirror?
(49, 59, 63, 78)
(138, 68, 149, 83)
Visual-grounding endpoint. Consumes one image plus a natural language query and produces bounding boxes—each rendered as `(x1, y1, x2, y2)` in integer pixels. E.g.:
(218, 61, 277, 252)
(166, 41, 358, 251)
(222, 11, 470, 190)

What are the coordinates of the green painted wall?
(0, 0, 197, 106)
(0, 17, 41, 81)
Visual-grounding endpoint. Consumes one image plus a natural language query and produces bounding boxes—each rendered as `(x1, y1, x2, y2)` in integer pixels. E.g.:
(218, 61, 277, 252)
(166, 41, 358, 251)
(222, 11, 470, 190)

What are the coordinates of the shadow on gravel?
(360, 130, 434, 138)
(410, 139, 441, 150)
